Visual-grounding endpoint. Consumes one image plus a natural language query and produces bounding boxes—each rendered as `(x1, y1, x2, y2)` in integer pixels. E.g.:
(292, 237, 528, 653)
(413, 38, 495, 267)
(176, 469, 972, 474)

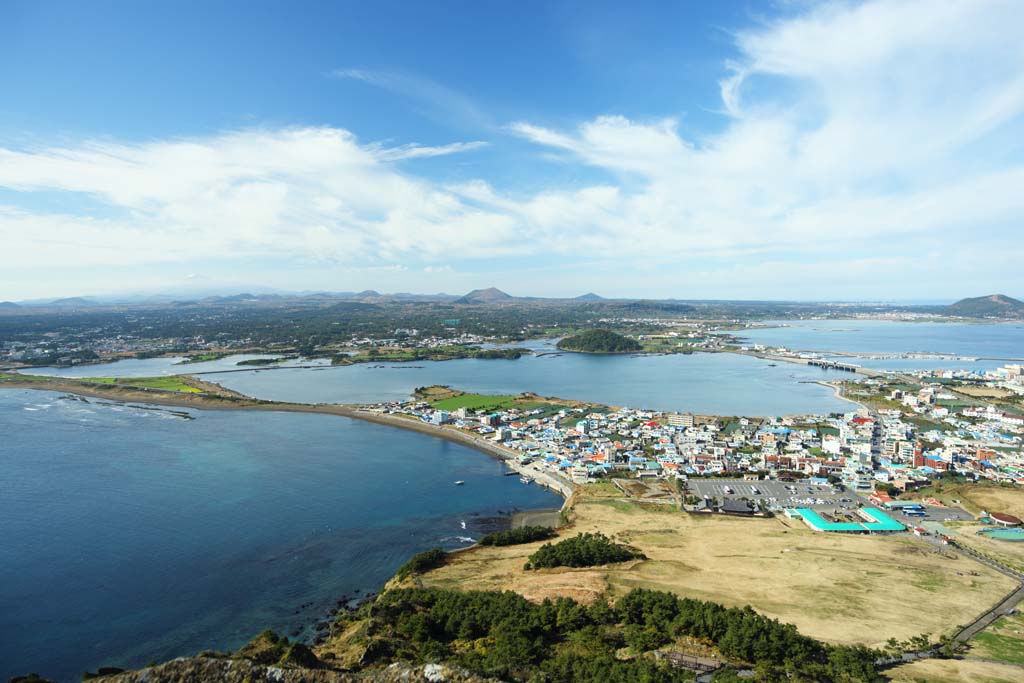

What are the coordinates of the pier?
(807, 359, 861, 373)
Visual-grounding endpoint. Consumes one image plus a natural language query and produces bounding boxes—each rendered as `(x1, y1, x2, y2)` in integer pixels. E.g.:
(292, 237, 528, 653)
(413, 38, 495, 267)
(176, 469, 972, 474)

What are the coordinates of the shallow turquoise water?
(0, 389, 561, 681)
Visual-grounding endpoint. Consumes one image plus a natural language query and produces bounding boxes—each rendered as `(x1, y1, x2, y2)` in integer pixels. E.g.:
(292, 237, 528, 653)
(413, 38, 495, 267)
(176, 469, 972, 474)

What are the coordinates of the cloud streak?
(330, 68, 491, 129)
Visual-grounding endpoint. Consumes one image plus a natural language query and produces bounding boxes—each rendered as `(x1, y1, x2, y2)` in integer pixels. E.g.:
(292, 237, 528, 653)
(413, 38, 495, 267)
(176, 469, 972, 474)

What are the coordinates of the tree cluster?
(478, 525, 556, 546)
(525, 532, 644, 569)
(395, 547, 447, 578)
(359, 587, 884, 683)
(556, 328, 642, 353)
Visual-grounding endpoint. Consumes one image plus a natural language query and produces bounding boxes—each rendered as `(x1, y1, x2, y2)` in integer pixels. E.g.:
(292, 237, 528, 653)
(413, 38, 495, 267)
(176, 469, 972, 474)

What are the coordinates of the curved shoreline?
(815, 380, 868, 411)
(0, 379, 575, 500)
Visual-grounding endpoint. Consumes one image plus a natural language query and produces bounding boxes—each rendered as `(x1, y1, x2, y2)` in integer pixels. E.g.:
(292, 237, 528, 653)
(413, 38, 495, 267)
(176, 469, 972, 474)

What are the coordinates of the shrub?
(479, 525, 556, 546)
(396, 547, 447, 578)
(525, 532, 643, 570)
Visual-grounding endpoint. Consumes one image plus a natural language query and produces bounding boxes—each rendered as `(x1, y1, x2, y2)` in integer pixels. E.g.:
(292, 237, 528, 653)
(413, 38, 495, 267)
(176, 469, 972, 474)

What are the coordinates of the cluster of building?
(347, 332, 497, 349)
(362, 391, 1023, 491)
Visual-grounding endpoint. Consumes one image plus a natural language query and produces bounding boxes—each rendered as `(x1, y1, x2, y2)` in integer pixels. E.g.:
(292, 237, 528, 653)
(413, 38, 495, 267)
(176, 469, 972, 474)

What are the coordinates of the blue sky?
(1, 0, 1023, 301)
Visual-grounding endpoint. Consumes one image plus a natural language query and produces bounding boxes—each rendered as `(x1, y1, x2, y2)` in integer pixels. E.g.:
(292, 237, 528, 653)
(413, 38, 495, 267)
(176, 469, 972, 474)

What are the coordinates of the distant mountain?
(575, 293, 605, 301)
(455, 287, 513, 304)
(0, 301, 20, 309)
(356, 290, 382, 298)
(947, 294, 1024, 318)
(200, 293, 283, 304)
(46, 297, 95, 307)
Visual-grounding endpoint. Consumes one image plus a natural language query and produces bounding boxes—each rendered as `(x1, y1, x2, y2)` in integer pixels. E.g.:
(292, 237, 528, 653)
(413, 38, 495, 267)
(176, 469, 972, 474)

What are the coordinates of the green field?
(970, 612, 1024, 664)
(107, 377, 203, 393)
(0, 372, 49, 382)
(431, 393, 521, 411)
(0, 372, 202, 393)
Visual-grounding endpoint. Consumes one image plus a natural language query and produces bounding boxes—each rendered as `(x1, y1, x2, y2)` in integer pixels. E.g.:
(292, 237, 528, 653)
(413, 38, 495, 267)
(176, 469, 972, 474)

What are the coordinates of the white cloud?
(3, 0, 1024, 298)
(372, 141, 488, 161)
(508, 0, 1024, 262)
(0, 128, 519, 269)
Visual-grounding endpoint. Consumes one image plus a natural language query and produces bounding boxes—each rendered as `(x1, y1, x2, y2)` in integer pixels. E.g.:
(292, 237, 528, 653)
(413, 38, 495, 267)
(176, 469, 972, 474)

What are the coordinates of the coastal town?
(357, 365, 1024, 535)
(361, 366, 1024, 490)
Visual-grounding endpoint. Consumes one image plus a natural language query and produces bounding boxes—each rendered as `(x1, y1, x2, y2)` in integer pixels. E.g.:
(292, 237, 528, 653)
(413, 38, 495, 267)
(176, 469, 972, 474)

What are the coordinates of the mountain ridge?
(454, 287, 513, 304)
(947, 294, 1024, 318)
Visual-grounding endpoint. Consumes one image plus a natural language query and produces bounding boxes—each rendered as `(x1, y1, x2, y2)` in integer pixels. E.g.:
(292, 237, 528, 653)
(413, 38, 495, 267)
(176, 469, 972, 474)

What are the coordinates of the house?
(720, 499, 756, 515)
(869, 491, 894, 506)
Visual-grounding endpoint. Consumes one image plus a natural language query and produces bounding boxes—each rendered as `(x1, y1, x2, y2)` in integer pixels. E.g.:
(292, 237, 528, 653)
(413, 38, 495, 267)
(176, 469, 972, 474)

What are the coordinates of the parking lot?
(886, 503, 974, 524)
(686, 478, 864, 512)
(684, 478, 977, 521)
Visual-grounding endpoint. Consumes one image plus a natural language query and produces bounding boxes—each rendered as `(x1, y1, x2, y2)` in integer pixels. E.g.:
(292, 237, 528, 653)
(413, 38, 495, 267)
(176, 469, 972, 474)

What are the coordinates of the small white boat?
(454, 480, 465, 486)
(520, 476, 531, 484)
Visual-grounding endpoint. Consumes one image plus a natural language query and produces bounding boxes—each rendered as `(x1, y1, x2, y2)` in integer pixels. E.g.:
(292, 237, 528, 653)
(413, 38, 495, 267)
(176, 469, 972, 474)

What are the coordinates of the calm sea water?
(0, 389, 561, 682)
(34, 321, 1022, 414)
(33, 345, 855, 416)
(738, 320, 1024, 368)
(207, 352, 856, 415)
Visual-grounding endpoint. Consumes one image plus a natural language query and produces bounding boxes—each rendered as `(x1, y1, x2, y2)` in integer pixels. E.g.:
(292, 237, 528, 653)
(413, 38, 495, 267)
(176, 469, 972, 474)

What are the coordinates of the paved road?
(943, 539, 1024, 643)
(954, 582, 1024, 642)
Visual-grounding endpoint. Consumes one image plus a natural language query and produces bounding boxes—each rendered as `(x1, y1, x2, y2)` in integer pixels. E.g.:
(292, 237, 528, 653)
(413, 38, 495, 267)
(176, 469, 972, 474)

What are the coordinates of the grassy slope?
(970, 612, 1024, 665)
(0, 372, 203, 393)
(417, 385, 570, 415)
(885, 658, 1023, 683)
(421, 484, 1016, 648)
(912, 482, 1024, 519)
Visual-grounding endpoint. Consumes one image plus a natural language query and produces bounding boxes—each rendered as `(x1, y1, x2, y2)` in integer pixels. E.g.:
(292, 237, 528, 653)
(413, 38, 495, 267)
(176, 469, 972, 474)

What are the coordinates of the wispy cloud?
(371, 140, 488, 162)
(330, 68, 490, 129)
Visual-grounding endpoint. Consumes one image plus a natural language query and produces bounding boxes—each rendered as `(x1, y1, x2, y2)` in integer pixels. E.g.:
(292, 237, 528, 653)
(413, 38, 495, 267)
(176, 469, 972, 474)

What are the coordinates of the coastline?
(0, 379, 575, 500)
(815, 380, 868, 411)
(334, 408, 575, 499)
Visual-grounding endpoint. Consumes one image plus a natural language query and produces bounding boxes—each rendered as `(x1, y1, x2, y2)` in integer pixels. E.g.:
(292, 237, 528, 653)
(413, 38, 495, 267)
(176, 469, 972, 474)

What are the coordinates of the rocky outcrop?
(96, 659, 506, 683)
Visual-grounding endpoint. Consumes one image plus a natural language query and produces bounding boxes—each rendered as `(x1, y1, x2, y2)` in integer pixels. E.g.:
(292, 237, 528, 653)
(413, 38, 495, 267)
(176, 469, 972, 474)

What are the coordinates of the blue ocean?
(0, 390, 561, 681)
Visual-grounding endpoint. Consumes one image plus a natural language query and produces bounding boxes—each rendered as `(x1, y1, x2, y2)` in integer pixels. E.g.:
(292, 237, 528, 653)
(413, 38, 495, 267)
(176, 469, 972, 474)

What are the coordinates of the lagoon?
(207, 351, 855, 415)
(32, 343, 856, 416)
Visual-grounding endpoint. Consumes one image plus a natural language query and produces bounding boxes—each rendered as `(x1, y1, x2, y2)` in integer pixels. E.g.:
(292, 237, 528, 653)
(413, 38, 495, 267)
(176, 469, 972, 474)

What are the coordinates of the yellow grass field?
(424, 485, 1016, 648)
(944, 521, 1024, 574)
(955, 386, 1016, 399)
(913, 483, 1024, 519)
(885, 658, 1024, 683)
